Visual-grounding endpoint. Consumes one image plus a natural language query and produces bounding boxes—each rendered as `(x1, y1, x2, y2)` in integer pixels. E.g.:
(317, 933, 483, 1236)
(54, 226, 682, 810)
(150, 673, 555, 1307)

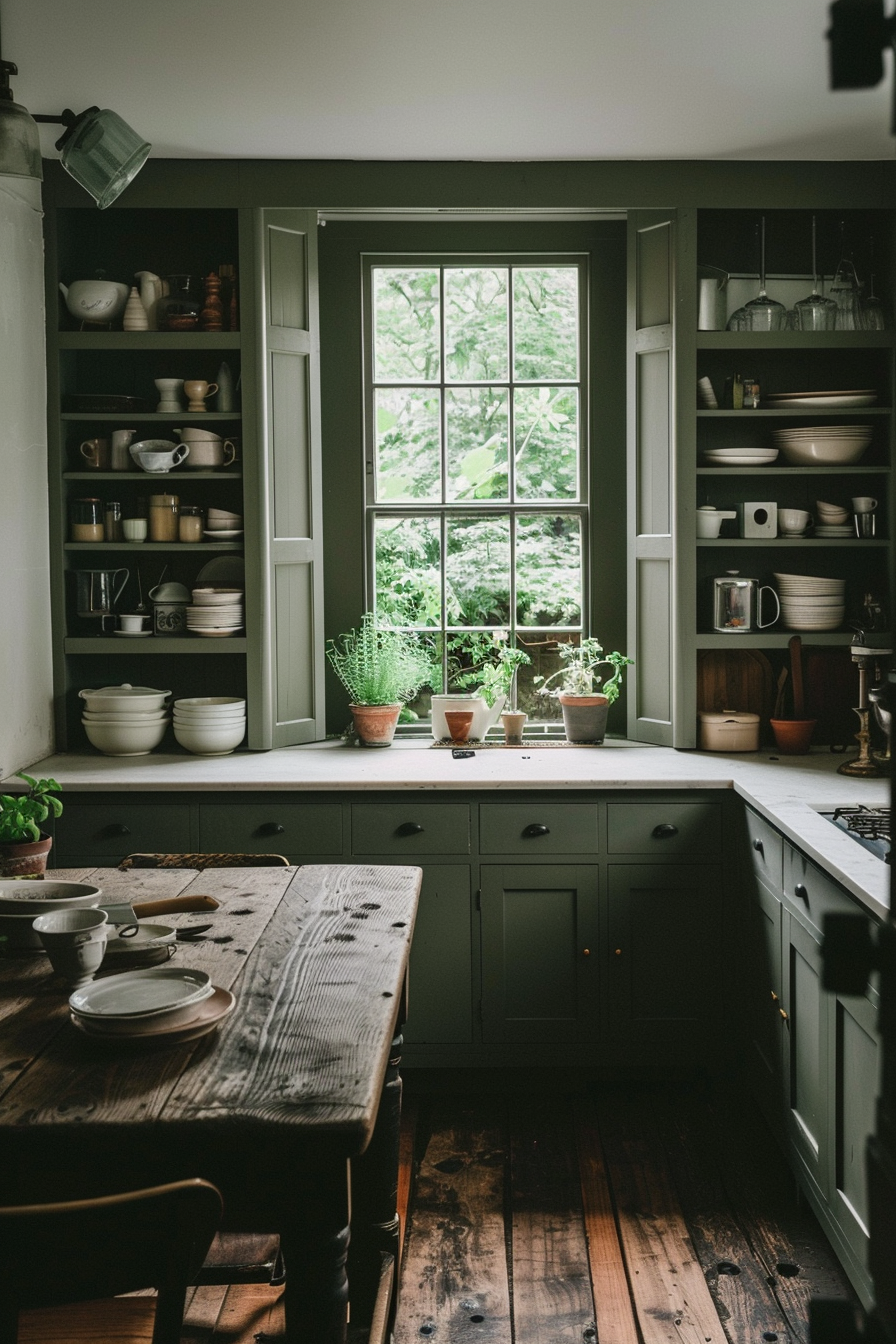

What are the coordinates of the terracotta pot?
(350, 703, 401, 748)
(558, 694, 609, 744)
(0, 833, 53, 878)
(444, 711, 474, 744)
(770, 718, 817, 755)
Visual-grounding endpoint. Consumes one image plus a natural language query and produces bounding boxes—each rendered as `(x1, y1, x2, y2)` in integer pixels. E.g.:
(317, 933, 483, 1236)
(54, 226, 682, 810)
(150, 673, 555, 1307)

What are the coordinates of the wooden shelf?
(696, 331, 896, 350)
(57, 332, 241, 350)
(696, 464, 889, 475)
(64, 637, 247, 654)
(696, 538, 887, 547)
(694, 633, 855, 649)
(64, 471, 242, 481)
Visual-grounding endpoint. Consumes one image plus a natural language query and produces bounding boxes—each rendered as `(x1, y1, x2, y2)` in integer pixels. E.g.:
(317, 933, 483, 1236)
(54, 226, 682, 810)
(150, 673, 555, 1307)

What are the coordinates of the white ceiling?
(4, 0, 895, 162)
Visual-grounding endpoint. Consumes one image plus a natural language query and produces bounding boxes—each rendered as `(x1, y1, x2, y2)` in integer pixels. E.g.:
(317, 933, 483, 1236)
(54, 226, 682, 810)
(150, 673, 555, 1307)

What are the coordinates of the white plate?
(702, 453, 779, 467)
(203, 530, 244, 539)
(113, 630, 153, 639)
(768, 391, 877, 408)
(70, 986, 235, 1045)
(69, 966, 212, 1019)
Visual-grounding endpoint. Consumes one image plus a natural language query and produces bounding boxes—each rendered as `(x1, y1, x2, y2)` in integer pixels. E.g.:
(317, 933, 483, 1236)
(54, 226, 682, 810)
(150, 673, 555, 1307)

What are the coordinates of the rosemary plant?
(327, 614, 431, 706)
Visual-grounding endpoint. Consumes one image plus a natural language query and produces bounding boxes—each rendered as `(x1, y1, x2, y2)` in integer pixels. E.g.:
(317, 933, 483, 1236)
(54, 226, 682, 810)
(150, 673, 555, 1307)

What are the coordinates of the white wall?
(0, 175, 53, 779)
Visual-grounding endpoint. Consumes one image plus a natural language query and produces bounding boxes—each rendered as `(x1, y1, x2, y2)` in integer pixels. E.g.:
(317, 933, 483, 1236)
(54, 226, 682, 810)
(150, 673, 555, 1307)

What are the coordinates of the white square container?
(698, 710, 760, 752)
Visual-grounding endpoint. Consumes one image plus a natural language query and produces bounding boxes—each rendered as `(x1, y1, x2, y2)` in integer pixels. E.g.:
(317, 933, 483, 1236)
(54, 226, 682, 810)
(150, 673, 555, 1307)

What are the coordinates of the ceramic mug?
(80, 438, 110, 470)
(32, 909, 109, 988)
(778, 508, 813, 535)
(119, 613, 149, 631)
(852, 496, 878, 513)
(184, 380, 218, 412)
(154, 377, 185, 413)
(181, 438, 238, 469)
(110, 428, 137, 471)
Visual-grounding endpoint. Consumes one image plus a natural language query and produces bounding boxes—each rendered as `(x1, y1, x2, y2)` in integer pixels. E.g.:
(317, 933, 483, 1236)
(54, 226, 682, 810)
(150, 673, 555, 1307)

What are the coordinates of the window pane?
(374, 515, 442, 627)
(513, 267, 579, 381)
(446, 516, 511, 627)
(373, 268, 441, 382)
(516, 514, 582, 627)
(514, 387, 579, 501)
(375, 388, 441, 502)
(444, 267, 508, 382)
(446, 388, 509, 502)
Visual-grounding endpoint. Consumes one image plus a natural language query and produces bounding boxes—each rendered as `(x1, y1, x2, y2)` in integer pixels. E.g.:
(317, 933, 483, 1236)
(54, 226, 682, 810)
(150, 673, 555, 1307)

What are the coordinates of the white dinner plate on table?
(69, 966, 212, 1024)
(70, 986, 235, 1046)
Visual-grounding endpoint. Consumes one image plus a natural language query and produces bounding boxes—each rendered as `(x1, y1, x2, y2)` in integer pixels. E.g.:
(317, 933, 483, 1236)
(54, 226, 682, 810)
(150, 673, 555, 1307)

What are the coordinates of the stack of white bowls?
(173, 697, 246, 755)
(187, 586, 245, 637)
(815, 500, 852, 538)
(773, 573, 847, 632)
(772, 425, 872, 466)
(79, 684, 170, 755)
(204, 507, 243, 539)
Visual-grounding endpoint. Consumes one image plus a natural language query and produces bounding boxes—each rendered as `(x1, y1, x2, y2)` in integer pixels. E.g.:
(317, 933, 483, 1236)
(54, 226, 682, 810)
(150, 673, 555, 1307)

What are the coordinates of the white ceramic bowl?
(777, 439, 870, 466)
(83, 716, 169, 756)
(191, 588, 244, 606)
(174, 696, 246, 713)
(79, 684, 170, 713)
(173, 720, 246, 755)
(206, 508, 242, 522)
(82, 706, 169, 722)
(0, 879, 102, 917)
(174, 427, 224, 444)
(204, 518, 244, 530)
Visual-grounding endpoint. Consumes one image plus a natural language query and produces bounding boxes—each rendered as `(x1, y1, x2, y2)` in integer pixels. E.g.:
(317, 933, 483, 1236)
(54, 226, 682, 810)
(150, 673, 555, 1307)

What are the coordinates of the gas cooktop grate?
(824, 806, 891, 864)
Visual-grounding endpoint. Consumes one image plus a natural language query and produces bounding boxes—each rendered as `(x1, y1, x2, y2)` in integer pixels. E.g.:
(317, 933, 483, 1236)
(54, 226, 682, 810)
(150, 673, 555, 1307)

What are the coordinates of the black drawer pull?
(395, 822, 424, 837)
(652, 824, 679, 840)
(753, 838, 764, 854)
(794, 883, 809, 903)
(256, 822, 286, 836)
(522, 823, 550, 838)
(101, 823, 131, 838)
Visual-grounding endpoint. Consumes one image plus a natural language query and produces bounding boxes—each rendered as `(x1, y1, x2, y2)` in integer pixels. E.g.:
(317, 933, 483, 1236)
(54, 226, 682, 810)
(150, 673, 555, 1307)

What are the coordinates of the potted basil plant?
(327, 614, 431, 747)
(0, 772, 64, 877)
(534, 639, 633, 744)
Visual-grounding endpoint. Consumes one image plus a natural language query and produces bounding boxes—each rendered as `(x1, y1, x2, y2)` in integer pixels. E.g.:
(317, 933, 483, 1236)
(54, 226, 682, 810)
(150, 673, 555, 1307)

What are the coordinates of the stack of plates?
(773, 573, 846, 632)
(766, 389, 878, 409)
(187, 586, 244, 637)
(69, 966, 235, 1046)
(771, 425, 872, 466)
(813, 524, 853, 538)
(702, 447, 779, 467)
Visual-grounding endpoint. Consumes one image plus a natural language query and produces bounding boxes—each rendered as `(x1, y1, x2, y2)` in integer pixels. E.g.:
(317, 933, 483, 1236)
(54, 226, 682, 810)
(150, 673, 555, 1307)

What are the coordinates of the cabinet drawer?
(199, 801, 343, 857)
(607, 802, 722, 856)
(784, 844, 860, 935)
(352, 802, 470, 855)
(745, 808, 784, 891)
(55, 804, 192, 858)
(479, 803, 598, 855)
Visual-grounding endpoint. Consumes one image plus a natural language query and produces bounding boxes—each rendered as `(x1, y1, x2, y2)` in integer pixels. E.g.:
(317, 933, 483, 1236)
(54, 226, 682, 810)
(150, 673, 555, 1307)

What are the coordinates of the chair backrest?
(119, 852, 290, 870)
(0, 1179, 222, 1309)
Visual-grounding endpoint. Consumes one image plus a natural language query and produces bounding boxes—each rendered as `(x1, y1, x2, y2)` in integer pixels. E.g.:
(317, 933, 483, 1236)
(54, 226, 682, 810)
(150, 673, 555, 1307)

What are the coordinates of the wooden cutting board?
(696, 649, 776, 730)
(804, 647, 860, 749)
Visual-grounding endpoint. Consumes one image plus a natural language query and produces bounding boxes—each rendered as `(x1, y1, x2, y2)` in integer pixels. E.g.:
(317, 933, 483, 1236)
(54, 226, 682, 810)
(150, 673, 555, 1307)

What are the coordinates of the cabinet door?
(245, 207, 326, 747)
(606, 863, 724, 1051)
(744, 877, 786, 1123)
(829, 980, 880, 1285)
(480, 865, 599, 1045)
(403, 866, 473, 1045)
(782, 911, 829, 1197)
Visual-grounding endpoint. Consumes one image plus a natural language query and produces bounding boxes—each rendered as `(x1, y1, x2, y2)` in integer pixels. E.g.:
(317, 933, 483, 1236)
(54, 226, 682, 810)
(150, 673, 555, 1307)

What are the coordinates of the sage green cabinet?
(401, 865, 473, 1046)
(479, 864, 599, 1045)
(479, 802, 598, 855)
(606, 800, 721, 856)
(782, 909, 829, 1195)
(198, 799, 343, 858)
(54, 800, 194, 863)
(605, 862, 725, 1057)
(351, 801, 470, 855)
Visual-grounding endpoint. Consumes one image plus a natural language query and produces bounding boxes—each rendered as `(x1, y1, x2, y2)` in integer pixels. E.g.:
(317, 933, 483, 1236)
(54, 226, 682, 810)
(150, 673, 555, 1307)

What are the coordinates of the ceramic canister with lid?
(698, 710, 760, 752)
(149, 581, 190, 637)
(148, 494, 179, 542)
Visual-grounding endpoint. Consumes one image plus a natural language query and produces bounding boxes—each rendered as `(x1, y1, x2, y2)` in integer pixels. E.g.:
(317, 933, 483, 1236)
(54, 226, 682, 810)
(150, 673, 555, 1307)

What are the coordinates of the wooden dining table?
(0, 861, 421, 1344)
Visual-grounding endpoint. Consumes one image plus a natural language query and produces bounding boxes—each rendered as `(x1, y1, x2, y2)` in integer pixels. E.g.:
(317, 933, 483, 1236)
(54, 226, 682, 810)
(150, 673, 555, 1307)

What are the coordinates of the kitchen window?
(364, 253, 589, 720)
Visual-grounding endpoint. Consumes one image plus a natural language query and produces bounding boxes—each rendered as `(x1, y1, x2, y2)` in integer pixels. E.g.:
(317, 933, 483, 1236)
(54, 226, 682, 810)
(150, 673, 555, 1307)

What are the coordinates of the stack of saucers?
(173, 696, 247, 755)
(187, 586, 244, 637)
(68, 965, 235, 1046)
(773, 573, 846, 632)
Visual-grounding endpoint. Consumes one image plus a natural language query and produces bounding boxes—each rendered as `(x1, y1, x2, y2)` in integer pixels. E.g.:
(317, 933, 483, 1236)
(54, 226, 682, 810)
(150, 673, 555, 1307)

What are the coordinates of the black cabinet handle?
(102, 823, 131, 838)
(753, 838, 764, 854)
(522, 823, 550, 838)
(794, 883, 809, 903)
(395, 822, 424, 837)
(256, 822, 285, 836)
(652, 824, 678, 840)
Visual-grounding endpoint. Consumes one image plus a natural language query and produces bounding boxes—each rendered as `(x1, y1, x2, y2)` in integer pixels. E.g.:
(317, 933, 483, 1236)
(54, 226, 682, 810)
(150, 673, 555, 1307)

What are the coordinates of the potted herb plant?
(534, 638, 632, 744)
(0, 772, 64, 877)
(327, 614, 432, 747)
(431, 635, 531, 741)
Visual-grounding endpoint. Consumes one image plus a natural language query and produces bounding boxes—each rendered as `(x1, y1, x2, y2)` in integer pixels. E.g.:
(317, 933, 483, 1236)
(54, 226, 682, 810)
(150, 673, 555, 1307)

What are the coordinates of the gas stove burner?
(822, 805, 891, 864)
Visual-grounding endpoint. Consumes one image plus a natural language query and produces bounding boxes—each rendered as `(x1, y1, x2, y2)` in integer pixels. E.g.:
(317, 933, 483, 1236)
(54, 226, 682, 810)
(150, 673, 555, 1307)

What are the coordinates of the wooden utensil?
(773, 667, 789, 721)
(789, 635, 805, 719)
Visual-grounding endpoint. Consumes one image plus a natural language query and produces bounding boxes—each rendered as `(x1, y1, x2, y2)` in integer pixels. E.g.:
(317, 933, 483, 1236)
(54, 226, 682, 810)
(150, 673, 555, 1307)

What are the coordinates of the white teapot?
(59, 276, 129, 325)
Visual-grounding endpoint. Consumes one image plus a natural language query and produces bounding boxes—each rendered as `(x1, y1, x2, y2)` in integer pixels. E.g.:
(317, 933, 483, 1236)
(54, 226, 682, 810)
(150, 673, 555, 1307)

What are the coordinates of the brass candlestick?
(838, 648, 890, 778)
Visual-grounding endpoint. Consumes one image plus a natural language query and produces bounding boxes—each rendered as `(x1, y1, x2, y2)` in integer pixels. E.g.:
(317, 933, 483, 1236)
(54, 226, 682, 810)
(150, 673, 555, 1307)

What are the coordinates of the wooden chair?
(119, 852, 290, 870)
(0, 1179, 222, 1344)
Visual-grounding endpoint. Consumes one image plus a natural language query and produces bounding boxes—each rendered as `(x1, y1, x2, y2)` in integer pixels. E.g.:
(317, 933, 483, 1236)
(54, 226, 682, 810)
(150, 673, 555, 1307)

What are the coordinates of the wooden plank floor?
(395, 1074, 859, 1344)
(17, 1075, 858, 1344)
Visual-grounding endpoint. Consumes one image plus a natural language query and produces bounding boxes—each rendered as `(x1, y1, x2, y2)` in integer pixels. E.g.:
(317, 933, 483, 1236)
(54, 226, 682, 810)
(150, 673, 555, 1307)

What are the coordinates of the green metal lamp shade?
(60, 108, 151, 209)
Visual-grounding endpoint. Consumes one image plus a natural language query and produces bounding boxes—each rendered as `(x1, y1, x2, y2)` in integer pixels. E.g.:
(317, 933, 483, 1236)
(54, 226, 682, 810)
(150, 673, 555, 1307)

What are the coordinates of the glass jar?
(148, 493, 179, 542)
(104, 500, 123, 542)
(70, 497, 104, 542)
(159, 275, 201, 332)
(178, 505, 204, 543)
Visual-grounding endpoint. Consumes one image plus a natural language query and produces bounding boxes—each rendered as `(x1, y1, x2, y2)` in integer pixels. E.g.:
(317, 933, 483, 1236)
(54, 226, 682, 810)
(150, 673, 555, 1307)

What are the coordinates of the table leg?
(279, 1160, 351, 1344)
(349, 1030, 403, 1335)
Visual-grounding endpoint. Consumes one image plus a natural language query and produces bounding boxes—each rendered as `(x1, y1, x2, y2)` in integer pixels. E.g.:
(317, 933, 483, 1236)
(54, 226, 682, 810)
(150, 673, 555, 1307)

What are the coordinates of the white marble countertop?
(10, 739, 891, 918)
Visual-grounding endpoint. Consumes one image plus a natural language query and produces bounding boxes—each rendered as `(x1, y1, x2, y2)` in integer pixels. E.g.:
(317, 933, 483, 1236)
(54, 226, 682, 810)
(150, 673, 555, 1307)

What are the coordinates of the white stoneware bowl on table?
(0, 881, 102, 951)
